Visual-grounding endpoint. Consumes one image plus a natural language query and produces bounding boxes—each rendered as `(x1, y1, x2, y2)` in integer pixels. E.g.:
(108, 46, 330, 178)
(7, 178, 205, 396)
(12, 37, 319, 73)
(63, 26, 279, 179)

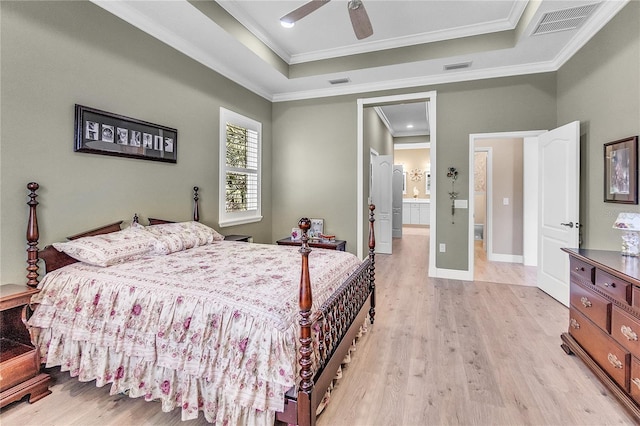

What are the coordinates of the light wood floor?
(1, 229, 636, 425)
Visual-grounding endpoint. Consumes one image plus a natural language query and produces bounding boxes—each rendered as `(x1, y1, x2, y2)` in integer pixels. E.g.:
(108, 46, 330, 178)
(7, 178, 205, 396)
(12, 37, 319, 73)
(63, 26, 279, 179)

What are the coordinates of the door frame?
(473, 147, 493, 255)
(357, 91, 437, 266)
(468, 130, 546, 279)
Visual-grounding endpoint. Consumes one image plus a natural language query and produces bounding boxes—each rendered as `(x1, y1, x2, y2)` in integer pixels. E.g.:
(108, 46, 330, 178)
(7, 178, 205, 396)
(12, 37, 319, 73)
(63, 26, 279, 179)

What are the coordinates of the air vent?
(444, 61, 472, 71)
(328, 77, 351, 85)
(532, 3, 599, 36)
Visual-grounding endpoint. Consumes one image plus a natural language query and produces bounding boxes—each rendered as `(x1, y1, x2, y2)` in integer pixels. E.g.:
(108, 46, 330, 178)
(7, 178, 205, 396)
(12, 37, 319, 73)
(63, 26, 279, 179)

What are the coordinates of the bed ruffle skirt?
(35, 328, 285, 425)
(315, 318, 369, 416)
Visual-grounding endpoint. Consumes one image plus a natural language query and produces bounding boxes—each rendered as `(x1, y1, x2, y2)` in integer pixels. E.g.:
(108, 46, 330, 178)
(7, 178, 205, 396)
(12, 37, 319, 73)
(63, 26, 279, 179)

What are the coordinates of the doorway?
(357, 91, 437, 273)
(468, 131, 545, 285)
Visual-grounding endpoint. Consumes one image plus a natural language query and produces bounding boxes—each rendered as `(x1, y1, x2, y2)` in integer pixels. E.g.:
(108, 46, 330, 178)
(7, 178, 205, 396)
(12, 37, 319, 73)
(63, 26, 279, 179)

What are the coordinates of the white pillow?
(53, 227, 155, 267)
(145, 221, 224, 255)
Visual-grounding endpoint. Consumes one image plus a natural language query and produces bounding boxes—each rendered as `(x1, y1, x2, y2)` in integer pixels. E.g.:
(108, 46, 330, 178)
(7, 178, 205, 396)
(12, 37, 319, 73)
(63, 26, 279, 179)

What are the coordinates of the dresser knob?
(603, 282, 616, 288)
(621, 325, 638, 341)
(570, 318, 580, 329)
(574, 267, 584, 272)
(633, 378, 640, 391)
(608, 353, 623, 369)
(580, 297, 592, 308)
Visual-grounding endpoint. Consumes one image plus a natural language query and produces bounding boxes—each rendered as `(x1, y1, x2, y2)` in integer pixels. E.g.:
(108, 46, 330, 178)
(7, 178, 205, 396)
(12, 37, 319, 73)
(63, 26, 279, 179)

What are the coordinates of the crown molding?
(90, 0, 274, 100)
(91, 0, 629, 104)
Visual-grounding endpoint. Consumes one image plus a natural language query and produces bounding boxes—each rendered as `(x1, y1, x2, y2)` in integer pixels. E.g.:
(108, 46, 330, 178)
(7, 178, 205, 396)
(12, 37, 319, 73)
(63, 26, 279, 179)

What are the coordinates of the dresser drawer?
(612, 306, 640, 357)
(570, 283, 611, 333)
(570, 257, 595, 286)
(569, 308, 630, 391)
(633, 287, 640, 311)
(595, 269, 632, 305)
(631, 357, 640, 405)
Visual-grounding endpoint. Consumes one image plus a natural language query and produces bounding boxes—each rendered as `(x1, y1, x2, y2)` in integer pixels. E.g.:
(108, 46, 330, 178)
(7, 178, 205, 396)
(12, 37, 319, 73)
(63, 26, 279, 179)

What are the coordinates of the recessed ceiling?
(376, 103, 430, 137)
(90, 0, 628, 134)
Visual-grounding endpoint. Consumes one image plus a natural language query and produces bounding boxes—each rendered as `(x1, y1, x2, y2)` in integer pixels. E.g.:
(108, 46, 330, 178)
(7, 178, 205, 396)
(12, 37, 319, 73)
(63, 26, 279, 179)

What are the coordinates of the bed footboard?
(279, 205, 375, 426)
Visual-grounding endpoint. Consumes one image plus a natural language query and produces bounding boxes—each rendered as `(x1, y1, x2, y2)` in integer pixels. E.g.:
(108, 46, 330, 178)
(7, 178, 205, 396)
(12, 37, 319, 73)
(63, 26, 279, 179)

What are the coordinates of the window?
(219, 108, 262, 227)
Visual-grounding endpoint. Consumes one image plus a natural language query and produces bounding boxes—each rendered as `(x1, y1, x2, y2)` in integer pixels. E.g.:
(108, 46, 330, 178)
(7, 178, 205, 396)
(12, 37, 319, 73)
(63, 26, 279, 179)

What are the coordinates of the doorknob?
(560, 221, 574, 228)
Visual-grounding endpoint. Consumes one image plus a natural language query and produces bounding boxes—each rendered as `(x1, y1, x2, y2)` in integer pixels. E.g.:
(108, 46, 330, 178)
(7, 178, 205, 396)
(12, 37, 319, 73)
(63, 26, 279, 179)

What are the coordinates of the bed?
(23, 182, 376, 426)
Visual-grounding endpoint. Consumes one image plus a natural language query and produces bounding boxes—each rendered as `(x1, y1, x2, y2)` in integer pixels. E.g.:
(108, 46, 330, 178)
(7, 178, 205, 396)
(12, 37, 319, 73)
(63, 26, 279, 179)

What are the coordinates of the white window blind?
(219, 108, 262, 227)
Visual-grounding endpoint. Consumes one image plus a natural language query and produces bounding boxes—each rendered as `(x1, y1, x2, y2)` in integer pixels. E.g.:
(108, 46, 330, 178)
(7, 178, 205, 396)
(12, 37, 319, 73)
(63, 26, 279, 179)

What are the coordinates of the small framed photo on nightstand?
(310, 218, 324, 238)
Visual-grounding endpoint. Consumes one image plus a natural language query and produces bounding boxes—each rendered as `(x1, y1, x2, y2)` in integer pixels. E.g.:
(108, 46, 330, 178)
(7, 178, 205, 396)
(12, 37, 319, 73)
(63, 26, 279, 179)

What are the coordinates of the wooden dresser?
(561, 248, 640, 420)
(0, 284, 51, 408)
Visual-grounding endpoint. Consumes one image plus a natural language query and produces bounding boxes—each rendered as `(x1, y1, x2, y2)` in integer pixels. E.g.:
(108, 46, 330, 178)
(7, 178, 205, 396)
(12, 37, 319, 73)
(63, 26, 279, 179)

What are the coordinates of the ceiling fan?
(280, 0, 373, 40)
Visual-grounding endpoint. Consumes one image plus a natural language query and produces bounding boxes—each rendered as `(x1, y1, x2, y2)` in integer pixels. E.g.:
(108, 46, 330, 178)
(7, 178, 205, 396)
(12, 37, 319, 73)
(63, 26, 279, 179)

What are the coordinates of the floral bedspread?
(29, 241, 361, 425)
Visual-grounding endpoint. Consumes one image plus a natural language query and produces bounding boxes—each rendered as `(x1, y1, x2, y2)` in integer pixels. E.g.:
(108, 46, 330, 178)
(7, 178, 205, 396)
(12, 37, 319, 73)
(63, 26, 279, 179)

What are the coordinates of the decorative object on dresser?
(0, 284, 51, 408)
(561, 248, 640, 420)
(604, 136, 638, 204)
(74, 104, 177, 163)
(277, 237, 347, 251)
(613, 212, 640, 256)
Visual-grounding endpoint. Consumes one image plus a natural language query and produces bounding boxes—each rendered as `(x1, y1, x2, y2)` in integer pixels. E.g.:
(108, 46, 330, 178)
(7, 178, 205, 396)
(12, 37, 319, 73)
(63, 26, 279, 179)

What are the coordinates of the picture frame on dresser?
(604, 136, 638, 204)
(74, 104, 177, 164)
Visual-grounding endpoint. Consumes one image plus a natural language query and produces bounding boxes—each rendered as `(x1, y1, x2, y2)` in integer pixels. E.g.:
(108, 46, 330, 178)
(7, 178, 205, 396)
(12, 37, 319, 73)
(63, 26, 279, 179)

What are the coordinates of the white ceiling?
(91, 0, 628, 135)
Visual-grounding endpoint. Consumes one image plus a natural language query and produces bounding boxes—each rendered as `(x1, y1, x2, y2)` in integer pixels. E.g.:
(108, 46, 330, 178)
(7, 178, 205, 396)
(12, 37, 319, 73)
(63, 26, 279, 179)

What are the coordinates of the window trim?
(219, 107, 262, 228)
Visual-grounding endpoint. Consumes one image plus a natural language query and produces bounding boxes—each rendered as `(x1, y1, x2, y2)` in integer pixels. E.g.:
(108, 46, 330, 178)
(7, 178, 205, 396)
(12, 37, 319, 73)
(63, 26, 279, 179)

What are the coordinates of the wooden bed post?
(297, 217, 315, 426)
(26, 182, 40, 288)
(368, 204, 376, 323)
(193, 186, 200, 222)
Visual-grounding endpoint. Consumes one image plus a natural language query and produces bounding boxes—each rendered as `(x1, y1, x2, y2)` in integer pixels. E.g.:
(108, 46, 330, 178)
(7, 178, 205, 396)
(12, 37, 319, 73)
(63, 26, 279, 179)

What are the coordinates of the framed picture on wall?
(74, 104, 177, 163)
(604, 135, 638, 204)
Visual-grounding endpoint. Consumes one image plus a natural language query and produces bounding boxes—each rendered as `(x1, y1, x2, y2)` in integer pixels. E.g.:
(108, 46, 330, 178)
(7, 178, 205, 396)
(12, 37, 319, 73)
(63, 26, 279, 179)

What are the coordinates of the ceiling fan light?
(280, 19, 295, 29)
(348, 0, 363, 10)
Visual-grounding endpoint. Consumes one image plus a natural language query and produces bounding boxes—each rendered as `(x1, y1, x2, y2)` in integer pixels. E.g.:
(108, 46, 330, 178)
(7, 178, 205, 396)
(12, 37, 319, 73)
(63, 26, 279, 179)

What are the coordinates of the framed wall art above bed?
(74, 104, 177, 163)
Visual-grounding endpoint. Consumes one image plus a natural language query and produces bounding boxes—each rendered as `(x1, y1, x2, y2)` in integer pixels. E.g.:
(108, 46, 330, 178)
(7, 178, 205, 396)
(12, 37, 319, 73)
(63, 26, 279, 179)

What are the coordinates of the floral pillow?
(144, 221, 224, 255)
(52, 227, 156, 267)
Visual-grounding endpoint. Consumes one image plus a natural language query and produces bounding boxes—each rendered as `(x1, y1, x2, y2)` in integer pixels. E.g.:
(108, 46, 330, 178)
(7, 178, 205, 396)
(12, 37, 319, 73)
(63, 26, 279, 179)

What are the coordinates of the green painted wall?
(273, 73, 557, 270)
(0, 1, 272, 284)
(1, 1, 637, 284)
(271, 96, 359, 249)
(557, 1, 640, 251)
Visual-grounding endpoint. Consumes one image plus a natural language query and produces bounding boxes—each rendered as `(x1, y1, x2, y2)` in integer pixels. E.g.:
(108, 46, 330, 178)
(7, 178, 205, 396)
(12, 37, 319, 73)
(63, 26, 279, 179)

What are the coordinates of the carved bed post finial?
(26, 182, 40, 288)
(297, 217, 314, 394)
(193, 186, 200, 222)
(368, 204, 376, 323)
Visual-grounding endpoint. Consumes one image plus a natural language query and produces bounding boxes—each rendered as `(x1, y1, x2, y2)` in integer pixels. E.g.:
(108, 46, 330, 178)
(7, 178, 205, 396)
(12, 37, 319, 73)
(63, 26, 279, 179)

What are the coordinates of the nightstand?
(224, 235, 251, 242)
(276, 238, 346, 251)
(0, 284, 51, 408)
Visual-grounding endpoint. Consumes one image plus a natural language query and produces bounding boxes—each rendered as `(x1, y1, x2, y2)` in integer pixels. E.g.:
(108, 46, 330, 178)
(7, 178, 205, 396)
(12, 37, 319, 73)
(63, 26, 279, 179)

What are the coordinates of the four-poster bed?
(23, 182, 376, 425)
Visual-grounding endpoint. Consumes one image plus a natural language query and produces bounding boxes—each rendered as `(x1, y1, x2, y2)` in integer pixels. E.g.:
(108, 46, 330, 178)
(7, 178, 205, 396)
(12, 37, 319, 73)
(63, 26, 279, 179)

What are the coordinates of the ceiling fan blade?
(280, 0, 331, 24)
(348, 0, 373, 40)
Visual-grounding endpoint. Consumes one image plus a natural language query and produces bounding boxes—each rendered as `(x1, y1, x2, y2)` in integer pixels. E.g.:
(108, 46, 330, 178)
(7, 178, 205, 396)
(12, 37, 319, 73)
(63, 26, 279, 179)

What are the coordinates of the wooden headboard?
(26, 183, 201, 287)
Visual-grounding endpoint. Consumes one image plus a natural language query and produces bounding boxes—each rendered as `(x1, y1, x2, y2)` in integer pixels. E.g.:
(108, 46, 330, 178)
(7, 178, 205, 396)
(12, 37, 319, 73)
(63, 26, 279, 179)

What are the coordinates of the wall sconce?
(447, 167, 459, 224)
(613, 212, 640, 256)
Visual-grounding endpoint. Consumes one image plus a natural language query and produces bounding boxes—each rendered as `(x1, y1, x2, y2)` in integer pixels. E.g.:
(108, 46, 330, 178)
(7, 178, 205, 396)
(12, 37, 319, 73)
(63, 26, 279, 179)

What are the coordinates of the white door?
(537, 121, 580, 306)
(372, 155, 393, 254)
(392, 165, 404, 238)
